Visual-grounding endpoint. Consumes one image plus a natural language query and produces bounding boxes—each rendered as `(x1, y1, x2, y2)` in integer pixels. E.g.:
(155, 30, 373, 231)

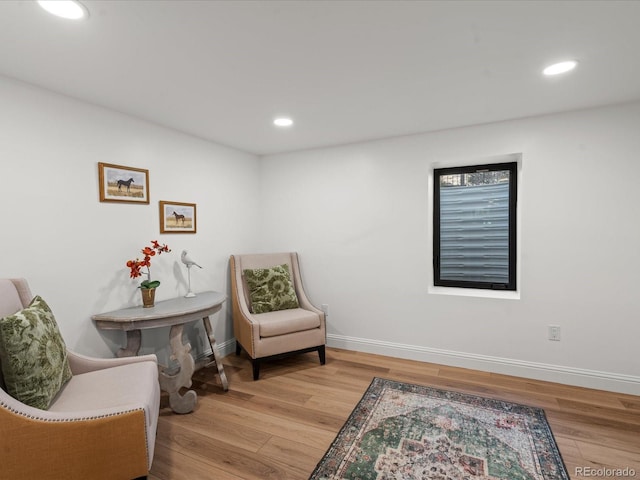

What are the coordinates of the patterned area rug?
(310, 377, 568, 480)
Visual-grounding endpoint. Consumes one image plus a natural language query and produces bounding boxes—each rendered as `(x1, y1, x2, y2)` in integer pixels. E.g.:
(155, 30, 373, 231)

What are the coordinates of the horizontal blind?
(439, 182, 510, 284)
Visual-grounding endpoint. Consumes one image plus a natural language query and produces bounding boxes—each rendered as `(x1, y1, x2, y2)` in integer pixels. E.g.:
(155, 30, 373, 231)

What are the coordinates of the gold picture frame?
(159, 201, 197, 233)
(98, 162, 150, 204)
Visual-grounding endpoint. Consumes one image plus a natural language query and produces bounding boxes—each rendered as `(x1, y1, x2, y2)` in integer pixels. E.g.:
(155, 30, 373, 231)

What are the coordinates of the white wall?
(0, 76, 261, 365)
(259, 102, 640, 394)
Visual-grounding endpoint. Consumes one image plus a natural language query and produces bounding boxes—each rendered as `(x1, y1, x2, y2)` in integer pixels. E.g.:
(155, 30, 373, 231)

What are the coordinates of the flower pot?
(141, 288, 156, 308)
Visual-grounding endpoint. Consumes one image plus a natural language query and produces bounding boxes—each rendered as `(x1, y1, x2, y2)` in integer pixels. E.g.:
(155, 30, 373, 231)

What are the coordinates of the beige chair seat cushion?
(50, 361, 160, 429)
(257, 308, 321, 338)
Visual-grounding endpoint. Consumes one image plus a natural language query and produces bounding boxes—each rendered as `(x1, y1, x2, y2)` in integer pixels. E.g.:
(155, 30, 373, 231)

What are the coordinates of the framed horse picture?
(98, 162, 150, 204)
(159, 201, 197, 233)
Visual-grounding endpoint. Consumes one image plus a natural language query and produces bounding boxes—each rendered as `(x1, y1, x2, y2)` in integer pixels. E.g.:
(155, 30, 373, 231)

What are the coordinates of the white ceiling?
(1, 0, 640, 156)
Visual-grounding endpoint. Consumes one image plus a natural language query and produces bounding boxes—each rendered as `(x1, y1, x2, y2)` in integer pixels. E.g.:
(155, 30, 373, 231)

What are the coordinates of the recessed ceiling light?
(273, 117, 293, 127)
(38, 0, 88, 20)
(543, 60, 578, 76)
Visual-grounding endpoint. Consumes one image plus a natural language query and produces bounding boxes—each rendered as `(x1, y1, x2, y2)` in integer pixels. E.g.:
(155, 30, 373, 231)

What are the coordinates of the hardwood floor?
(149, 348, 640, 480)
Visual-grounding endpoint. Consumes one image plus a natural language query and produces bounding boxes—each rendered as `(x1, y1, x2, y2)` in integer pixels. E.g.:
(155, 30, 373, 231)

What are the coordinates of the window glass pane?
(437, 166, 513, 286)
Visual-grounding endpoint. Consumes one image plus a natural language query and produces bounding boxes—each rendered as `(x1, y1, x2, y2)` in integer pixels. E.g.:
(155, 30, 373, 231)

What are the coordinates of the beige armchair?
(0, 278, 160, 480)
(230, 252, 326, 380)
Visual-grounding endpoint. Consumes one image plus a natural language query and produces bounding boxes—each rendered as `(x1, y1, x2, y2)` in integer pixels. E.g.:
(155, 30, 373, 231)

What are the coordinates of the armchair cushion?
(49, 360, 160, 429)
(243, 263, 299, 313)
(257, 308, 322, 338)
(0, 295, 72, 409)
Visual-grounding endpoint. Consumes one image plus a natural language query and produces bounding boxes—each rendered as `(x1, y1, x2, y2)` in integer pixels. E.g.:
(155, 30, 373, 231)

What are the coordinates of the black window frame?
(433, 161, 517, 291)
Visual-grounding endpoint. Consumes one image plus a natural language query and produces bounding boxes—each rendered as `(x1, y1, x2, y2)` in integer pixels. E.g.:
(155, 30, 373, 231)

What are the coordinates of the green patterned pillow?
(0, 295, 72, 410)
(243, 264, 300, 314)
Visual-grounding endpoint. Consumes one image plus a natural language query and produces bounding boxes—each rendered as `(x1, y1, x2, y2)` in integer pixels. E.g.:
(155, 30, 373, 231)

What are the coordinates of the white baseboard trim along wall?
(327, 334, 640, 396)
(206, 335, 639, 395)
(216, 338, 238, 358)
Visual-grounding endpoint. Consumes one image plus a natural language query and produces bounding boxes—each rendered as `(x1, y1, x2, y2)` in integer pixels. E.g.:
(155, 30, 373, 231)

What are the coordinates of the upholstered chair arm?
(67, 349, 157, 375)
(290, 253, 325, 318)
(293, 284, 323, 315)
(231, 288, 260, 357)
(230, 255, 260, 357)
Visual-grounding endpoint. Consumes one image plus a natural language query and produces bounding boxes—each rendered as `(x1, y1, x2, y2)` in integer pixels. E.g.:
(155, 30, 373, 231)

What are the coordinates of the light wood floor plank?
(195, 397, 337, 450)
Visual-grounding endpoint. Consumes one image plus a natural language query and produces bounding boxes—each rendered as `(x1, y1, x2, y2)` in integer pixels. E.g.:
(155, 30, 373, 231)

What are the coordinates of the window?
(433, 162, 517, 291)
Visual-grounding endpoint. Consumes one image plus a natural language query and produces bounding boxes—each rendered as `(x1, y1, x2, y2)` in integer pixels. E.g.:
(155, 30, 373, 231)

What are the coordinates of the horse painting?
(159, 201, 195, 232)
(117, 178, 135, 192)
(99, 163, 149, 203)
(172, 211, 186, 224)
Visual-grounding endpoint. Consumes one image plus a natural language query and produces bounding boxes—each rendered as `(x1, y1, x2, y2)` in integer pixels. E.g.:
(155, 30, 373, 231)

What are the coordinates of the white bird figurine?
(181, 250, 202, 268)
(181, 250, 202, 297)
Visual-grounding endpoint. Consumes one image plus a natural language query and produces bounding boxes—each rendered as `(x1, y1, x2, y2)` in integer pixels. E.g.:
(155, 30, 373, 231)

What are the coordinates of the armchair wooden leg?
(252, 360, 260, 381)
(318, 345, 326, 365)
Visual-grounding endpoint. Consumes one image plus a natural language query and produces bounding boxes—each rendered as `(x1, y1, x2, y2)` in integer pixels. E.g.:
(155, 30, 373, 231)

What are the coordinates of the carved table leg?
(117, 329, 141, 357)
(159, 323, 197, 414)
(202, 316, 229, 391)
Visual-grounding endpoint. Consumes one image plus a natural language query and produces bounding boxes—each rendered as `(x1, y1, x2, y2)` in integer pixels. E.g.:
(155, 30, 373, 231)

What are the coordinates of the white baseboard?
(215, 338, 238, 357)
(194, 338, 237, 368)
(327, 334, 640, 396)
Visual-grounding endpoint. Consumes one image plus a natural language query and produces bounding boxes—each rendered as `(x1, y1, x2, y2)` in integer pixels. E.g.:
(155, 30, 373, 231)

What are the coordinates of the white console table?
(92, 291, 228, 414)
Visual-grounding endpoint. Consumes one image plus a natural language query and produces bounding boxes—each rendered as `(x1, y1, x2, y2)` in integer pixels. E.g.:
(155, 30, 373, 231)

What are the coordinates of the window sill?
(428, 286, 520, 300)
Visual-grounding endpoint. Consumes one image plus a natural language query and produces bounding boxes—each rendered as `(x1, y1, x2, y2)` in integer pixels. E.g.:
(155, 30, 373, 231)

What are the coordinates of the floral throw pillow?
(243, 264, 300, 314)
(0, 295, 72, 410)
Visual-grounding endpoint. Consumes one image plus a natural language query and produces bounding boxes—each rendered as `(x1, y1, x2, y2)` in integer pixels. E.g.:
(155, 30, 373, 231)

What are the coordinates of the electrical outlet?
(321, 304, 329, 316)
(548, 325, 561, 341)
